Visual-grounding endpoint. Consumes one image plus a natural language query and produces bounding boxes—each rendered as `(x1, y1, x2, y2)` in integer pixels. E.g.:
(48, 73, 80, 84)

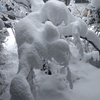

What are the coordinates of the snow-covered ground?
(70, 61, 100, 100)
(0, 28, 100, 100)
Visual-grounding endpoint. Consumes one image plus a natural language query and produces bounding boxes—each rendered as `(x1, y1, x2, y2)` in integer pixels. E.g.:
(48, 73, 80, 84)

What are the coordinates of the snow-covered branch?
(65, 29, 100, 53)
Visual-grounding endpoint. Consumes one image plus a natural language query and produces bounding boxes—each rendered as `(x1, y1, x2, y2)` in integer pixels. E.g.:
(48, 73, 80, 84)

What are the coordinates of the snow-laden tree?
(9, 0, 100, 100)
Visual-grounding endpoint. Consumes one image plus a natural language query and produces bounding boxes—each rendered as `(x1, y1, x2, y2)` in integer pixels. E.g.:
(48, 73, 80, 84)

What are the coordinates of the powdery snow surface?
(69, 61, 100, 100)
(34, 59, 100, 100)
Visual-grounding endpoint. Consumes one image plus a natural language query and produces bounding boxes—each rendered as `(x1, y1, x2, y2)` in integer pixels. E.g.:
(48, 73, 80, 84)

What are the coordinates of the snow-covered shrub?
(10, 0, 97, 100)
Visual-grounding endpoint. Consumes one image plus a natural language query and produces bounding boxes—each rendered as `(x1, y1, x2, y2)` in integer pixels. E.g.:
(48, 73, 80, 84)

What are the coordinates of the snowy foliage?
(2, 0, 99, 100)
(10, 1, 75, 100)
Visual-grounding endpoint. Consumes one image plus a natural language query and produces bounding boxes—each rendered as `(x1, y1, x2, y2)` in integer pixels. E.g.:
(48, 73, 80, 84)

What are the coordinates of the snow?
(30, 0, 44, 12)
(83, 51, 99, 62)
(86, 29, 100, 50)
(91, 0, 100, 9)
(61, 18, 87, 37)
(47, 39, 70, 66)
(33, 60, 100, 100)
(1, 30, 100, 100)
(60, 18, 100, 53)
(70, 61, 100, 100)
(43, 21, 60, 42)
(1, 1, 100, 100)
(10, 74, 34, 100)
(92, 51, 99, 61)
(0, 28, 18, 100)
(15, 0, 75, 72)
(34, 68, 71, 100)
(41, 0, 74, 26)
